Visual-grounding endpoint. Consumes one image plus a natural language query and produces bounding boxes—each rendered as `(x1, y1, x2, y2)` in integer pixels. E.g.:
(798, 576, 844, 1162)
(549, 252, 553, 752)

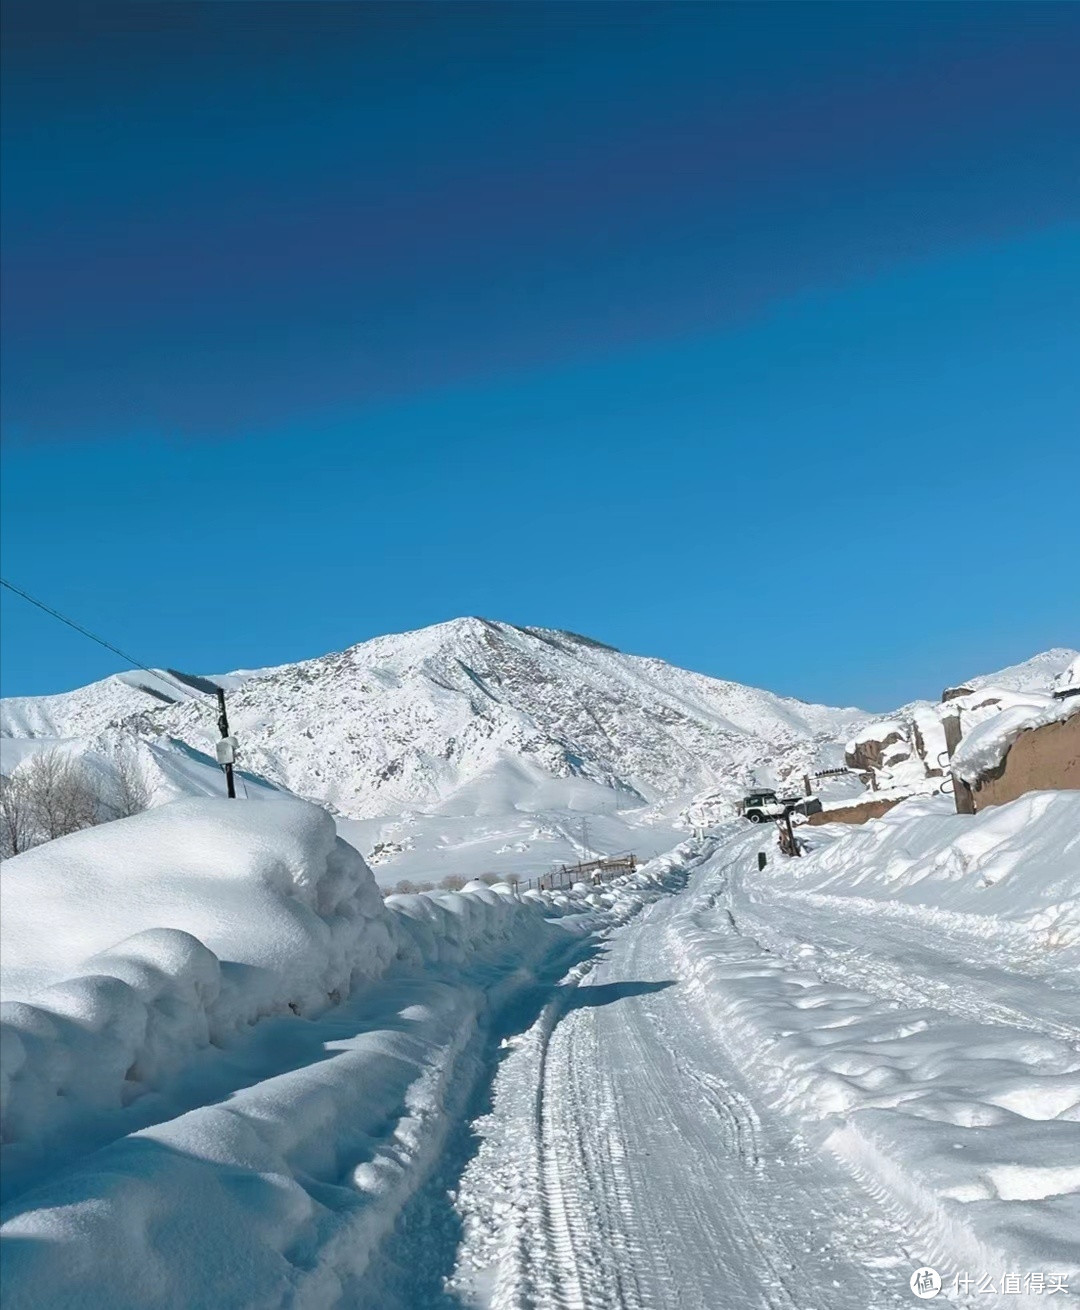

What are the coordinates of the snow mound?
(0, 795, 685, 1204)
(778, 790, 1080, 933)
(682, 793, 1080, 1284)
(0, 798, 394, 1159)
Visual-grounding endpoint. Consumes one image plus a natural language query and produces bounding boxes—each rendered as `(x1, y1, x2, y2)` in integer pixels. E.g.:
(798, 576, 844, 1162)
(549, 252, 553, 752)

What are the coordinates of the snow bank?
(674, 798, 1080, 1290)
(952, 694, 1079, 783)
(677, 905, 1080, 1285)
(0, 796, 389, 1001)
(0, 798, 394, 1158)
(772, 791, 1080, 941)
(0, 804, 692, 1308)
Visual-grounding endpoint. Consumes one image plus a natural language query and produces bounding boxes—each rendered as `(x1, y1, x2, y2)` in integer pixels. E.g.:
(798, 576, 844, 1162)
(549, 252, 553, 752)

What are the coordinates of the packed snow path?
(4, 801, 1076, 1307)
(389, 852, 924, 1310)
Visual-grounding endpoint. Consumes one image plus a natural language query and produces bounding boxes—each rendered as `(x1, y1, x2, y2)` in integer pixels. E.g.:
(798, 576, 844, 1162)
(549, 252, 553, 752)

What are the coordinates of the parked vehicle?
(736, 790, 822, 823)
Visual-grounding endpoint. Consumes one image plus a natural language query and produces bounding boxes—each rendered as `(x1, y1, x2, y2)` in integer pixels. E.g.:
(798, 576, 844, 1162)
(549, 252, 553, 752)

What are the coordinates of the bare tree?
(102, 741, 150, 819)
(0, 772, 36, 858)
(438, 874, 466, 891)
(21, 750, 100, 841)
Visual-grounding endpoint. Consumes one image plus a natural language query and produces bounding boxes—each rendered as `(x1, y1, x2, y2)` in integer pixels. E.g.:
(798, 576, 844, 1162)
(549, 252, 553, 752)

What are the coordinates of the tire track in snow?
(451, 875, 918, 1309)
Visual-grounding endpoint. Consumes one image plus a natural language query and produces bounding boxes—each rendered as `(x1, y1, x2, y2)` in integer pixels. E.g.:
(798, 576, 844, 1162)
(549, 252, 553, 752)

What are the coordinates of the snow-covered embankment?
(672, 793, 1080, 1294)
(0, 797, 684, 1307)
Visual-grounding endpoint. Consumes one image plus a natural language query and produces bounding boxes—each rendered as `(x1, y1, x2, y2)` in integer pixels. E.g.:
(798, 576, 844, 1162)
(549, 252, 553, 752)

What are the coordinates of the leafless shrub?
(102, 741, 151, 819)
(21, 750, 100, 841)
(437, 874, 466, 891)
(0, 772, 36, 858)
(389, 879, 419, 896)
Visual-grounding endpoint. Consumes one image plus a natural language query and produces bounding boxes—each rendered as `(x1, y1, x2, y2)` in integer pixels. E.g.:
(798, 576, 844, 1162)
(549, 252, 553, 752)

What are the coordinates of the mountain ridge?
(2, 619, 1074, 828)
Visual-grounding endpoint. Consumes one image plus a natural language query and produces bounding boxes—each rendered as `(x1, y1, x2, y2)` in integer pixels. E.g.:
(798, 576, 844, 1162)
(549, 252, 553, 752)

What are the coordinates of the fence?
(520, 853, 638, 894)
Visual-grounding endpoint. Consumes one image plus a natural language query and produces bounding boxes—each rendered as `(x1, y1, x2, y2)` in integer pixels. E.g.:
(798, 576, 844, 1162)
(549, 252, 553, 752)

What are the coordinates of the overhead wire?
(0, 578, 256, 802)
(0, 577, 215, 705)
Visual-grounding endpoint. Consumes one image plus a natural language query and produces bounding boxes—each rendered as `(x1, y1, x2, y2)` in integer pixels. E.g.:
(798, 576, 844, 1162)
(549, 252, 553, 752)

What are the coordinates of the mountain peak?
(2, 619, 866, 819)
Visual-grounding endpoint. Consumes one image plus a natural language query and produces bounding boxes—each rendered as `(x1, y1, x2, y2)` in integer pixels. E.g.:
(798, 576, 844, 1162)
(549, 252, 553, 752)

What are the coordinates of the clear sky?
(1, 1, 1077, 710)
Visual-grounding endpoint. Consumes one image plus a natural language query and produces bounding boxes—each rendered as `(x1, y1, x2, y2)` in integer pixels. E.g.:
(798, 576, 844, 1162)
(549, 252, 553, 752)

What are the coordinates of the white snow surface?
(704, 793, 1080, 1292)
(0, 799, 394, 1179)
(446, 794, 1080, 1309)
(1054, 656, 1080, 693)
(0, 794, 694, 1306)
(0, 668, 210, 738)
(965, 648, 1080, 695)
(1, 788, 1077, 1306)
(3, 627, 1079, 1305)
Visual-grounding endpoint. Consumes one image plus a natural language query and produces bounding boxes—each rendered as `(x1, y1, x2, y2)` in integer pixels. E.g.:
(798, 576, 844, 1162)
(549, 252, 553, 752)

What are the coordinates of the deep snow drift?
(691, 792, 1080, 1292)
(0, 795, 693, 1307)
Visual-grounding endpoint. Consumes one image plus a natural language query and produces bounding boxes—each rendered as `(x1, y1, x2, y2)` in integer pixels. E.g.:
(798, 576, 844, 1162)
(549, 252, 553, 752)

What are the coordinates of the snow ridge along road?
(0, 812, 695, 1310)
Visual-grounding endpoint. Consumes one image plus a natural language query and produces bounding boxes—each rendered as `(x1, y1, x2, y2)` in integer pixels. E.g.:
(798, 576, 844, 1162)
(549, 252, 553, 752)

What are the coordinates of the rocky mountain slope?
(3, 623, 1073, 835)
(2, 618, 866, 820)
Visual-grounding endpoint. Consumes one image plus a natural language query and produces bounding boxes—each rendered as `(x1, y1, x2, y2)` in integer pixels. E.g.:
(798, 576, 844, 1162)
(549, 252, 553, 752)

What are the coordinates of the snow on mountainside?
(3, 619, 867, 822)
(0, 669, 197, 739)
(964, 646, 1079, 695)
(3, 626, 1074, 883)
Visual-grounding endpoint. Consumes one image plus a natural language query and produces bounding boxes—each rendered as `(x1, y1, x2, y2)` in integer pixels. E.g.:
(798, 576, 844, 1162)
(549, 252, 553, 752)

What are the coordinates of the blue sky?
(2, 2, 1077, 709)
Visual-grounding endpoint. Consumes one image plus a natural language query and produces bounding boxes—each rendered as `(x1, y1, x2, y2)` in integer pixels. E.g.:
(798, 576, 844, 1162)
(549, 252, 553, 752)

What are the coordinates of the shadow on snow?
(358, 939, 675, 1308)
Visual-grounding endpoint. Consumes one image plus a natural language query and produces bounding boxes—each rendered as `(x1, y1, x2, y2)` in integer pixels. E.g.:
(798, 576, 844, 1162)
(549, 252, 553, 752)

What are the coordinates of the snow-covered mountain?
(3, 623, 1074, 859)
(963, 647, 1078, 695)
(0, 619, 864, 819)
(0, 669, 205, 740)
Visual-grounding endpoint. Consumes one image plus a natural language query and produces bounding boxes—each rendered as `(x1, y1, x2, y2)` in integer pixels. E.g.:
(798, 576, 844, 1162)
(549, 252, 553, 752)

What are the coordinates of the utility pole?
(216, 688, 237, 799)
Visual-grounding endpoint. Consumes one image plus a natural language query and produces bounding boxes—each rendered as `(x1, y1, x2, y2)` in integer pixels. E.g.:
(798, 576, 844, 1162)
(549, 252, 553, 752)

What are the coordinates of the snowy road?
(5, 804, 1076, 1308)
(440, 856, 923, 1310)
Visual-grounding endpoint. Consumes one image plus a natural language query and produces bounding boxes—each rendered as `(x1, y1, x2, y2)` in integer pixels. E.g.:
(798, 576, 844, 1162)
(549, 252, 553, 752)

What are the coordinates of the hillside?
(2, 618, 866, 817)
(3, 624, 1074, 883)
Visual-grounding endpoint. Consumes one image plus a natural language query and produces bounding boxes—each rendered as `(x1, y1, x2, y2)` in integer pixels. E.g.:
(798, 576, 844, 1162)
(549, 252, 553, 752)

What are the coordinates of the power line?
(0, 577, 211, 703)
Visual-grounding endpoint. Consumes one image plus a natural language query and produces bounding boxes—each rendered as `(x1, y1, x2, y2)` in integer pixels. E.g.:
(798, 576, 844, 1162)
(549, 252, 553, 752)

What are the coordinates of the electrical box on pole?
(216, 688, 237, 799)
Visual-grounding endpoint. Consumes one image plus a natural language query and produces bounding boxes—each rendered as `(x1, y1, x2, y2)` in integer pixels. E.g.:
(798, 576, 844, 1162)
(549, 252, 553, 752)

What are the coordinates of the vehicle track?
(450, 864, 921, 1309)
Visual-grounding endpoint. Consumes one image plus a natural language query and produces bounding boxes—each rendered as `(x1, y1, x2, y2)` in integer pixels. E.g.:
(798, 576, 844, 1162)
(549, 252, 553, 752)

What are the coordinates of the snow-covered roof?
(951, 693, 1080, 784)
